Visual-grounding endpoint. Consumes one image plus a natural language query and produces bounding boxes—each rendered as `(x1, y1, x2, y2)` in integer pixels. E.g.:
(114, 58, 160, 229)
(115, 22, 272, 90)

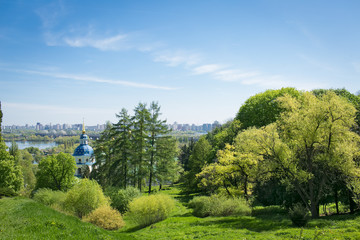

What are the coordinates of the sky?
(1, 0, 360, 126)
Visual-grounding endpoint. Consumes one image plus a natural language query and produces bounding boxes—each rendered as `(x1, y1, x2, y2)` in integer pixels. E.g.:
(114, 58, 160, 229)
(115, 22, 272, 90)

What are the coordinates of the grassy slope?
(2, 187, 360, 239)
(0, 197, 134, 240)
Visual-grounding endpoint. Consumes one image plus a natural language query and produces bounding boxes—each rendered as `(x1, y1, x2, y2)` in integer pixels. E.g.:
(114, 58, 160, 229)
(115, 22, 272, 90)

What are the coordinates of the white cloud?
(63, 34, 128, 51)
(5, 68, 176, 90)
(153, 50, 201, 67)
(192, 64, 224, 75)
(212, 69, 259, 82)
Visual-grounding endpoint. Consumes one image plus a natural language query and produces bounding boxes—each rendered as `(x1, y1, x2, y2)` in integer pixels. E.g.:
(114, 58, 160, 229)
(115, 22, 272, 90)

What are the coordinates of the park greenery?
(2, 88, 360, 239)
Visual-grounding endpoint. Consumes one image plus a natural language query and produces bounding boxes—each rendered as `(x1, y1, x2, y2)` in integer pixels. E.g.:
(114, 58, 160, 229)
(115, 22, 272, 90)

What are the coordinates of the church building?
(73, 123, 95, 177)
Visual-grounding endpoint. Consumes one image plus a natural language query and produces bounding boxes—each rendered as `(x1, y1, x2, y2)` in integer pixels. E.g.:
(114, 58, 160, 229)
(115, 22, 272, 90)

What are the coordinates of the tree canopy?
(35, 152, 76, 191)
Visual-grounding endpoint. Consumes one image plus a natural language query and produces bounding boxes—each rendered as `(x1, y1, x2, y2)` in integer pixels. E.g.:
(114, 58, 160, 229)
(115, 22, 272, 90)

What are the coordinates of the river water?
(4, 141, 59, 150)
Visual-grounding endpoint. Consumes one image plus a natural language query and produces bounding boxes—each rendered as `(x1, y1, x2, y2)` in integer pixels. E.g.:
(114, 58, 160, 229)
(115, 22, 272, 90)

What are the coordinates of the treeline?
(179, 88, 360, 218)
(91, 102, 181, 193)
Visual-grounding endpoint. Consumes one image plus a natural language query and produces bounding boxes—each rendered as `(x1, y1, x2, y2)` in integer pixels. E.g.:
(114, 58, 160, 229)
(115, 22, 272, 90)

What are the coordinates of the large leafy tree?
(236, 87, 301, 129)
(0, 142, 23, 197)
(35, 152, 76, 191)
(237, 92, 360, 218)
(0, 103, 23, 197)
(184, 137, 212, 191)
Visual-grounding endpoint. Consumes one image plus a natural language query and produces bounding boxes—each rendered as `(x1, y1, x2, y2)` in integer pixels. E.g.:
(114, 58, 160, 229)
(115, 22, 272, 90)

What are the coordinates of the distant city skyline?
(2, 120, 221, 133)
(2, 1, 360, 126)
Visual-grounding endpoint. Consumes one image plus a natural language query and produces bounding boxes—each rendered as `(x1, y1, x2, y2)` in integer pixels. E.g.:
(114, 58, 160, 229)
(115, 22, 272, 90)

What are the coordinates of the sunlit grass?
(2, 186, 360, 239)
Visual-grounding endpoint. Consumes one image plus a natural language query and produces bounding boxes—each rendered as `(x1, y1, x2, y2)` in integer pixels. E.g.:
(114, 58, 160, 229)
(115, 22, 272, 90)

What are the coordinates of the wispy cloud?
(63, 34, 127, 51)
(212, 69, 260, 82)
(3, 68, 176, 90)
(192, 64, 224, 75)
(153, 50, 201, 67)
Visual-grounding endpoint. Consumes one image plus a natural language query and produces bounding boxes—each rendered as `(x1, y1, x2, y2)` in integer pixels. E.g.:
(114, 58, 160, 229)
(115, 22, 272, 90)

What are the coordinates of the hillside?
(2, 187, 360, 239)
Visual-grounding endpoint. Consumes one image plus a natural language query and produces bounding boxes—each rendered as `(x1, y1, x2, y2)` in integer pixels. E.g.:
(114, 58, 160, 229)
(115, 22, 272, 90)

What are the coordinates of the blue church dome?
(73, 144, 94, 156)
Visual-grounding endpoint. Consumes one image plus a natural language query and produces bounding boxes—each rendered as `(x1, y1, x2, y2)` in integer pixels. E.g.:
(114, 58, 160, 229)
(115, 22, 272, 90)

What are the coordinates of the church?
(73, 124, 95, 177)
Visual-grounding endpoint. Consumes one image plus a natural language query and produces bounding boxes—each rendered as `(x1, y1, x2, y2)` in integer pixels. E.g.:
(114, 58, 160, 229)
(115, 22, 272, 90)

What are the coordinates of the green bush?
(63, 178, 109, 218)
(127, 194, 175, 227)
(83, 205, 125, 230)
(33, 188, 66, 206)
(189, 195, 251, 217)
(289, 203, 310, 227)
(105, 186, 141, 214)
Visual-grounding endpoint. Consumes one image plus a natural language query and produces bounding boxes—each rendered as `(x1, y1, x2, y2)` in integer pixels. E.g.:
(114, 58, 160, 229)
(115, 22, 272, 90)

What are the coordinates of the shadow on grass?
(194, 216, 291, 232)
(123, 225, 148, 233)
(192, 211, 360, 233)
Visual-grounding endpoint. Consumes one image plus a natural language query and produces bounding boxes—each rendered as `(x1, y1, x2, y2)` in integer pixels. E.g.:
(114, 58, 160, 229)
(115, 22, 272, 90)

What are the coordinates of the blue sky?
(1, 0, 360, 126)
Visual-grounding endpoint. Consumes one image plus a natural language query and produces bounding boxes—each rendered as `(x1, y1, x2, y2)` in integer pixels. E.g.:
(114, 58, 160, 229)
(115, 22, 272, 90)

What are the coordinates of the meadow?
(1, 186, 360, 240)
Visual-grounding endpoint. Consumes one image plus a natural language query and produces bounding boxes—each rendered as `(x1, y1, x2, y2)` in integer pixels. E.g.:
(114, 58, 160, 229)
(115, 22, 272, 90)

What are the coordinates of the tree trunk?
(310, 202, 319, 218)
(334, 188, 339, 214)
(349, 189, 356, 214)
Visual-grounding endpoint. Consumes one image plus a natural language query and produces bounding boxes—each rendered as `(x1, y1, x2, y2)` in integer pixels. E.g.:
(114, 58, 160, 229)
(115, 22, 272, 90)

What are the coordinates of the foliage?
(183, 136, 213, 191)
(18, 150, 37, 196)
(234, 92, 360, 218)
(35, 152, 76, 191)
(127, 194, 175, 227)
(83, 205, 125, 230)
(33, 188, 66, 207)
(93, 102, 180, 192)
(188, 195, 251, 217)
(236, 87, 301, 129)
(0, 158, 23, 197)
(289, 203, 310, 227)
(0, 140, 23, 197)
(105, 186, 141, 214)
(178, 138, 195, 172)
(63, 178, 110, 218)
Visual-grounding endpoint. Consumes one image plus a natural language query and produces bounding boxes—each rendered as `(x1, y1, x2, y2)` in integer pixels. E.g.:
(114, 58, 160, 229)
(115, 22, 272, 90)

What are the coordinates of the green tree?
(0, 103, 23, 196)
(18, 150, 37, 195)
(112, 108, 133, 188)
(155, 136, 181, 190)
(147, 102, 171, 193)
(92, 122, 115, 186)
(236, 92, 360, 218)
(63, 178, 109, 218)
(178, 138, 195, 172)
(132, 103, 150, 191)
(184, 137, 212, 191)
(236, 87, 301, 129)
(35, 152, 76, 191)
(9, 140, 19, 163)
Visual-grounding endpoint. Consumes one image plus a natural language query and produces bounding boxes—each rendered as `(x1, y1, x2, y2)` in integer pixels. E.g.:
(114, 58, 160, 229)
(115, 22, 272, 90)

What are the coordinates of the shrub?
(127, 194, 175, 227)
(289, 203, 310, 227)
(83, 205, 125, 230)
(105, 186, 141, 214)
(63, 178, 109, 218)
(189, 195, 251, 217)
(33, 188, 66, 206)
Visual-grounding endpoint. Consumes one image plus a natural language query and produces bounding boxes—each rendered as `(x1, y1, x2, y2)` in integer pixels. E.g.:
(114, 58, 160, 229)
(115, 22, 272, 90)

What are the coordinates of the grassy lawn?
(1, 186, 360, 239)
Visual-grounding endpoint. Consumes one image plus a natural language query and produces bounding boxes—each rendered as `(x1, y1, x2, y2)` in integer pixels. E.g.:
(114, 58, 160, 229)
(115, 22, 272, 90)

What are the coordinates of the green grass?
(2, 186, 360, 239)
